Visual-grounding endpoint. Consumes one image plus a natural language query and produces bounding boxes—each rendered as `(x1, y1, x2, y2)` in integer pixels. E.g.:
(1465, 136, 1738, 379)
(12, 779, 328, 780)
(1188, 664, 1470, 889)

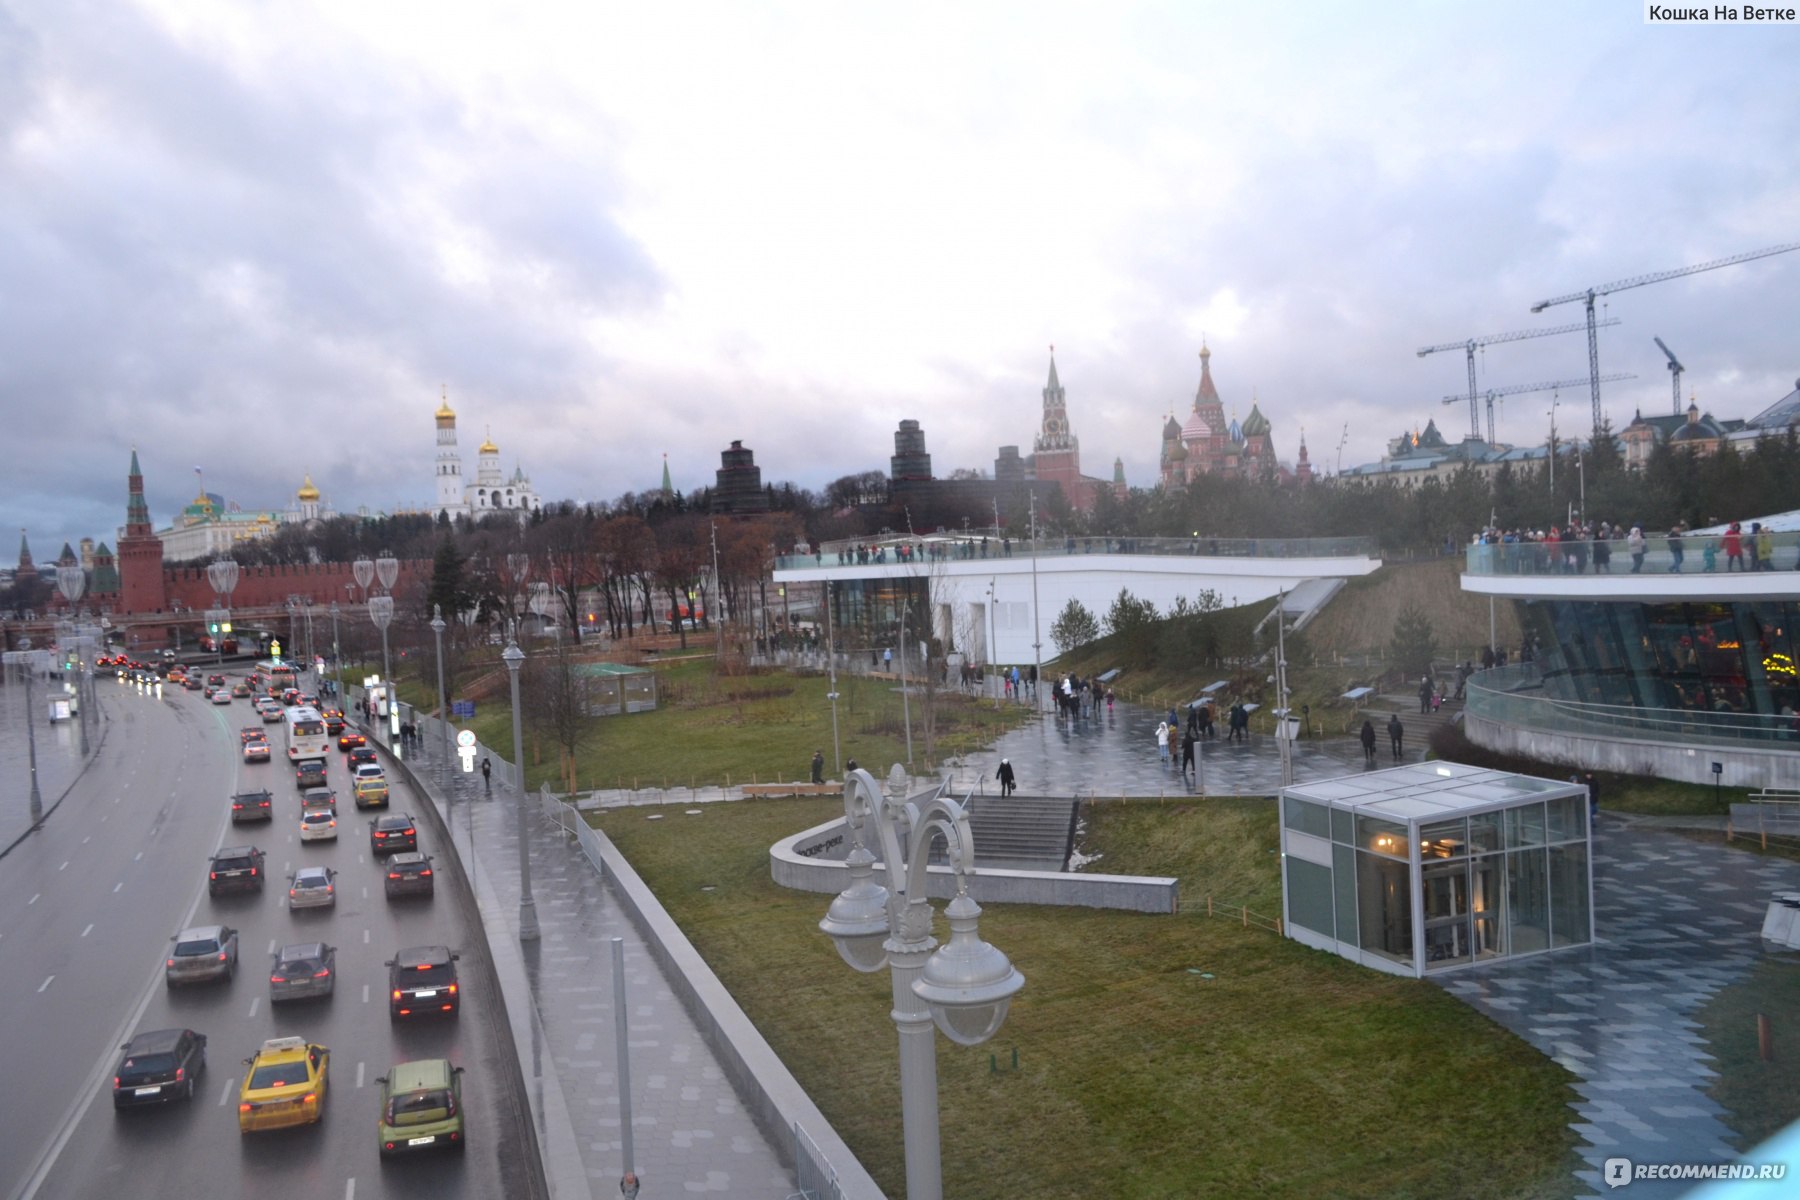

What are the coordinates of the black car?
(229, 789, 273, 824)
(208, 845, 267, 895)
(294, 759, 328, 791)
(383, 852, 435, 899)
(347, 745, 379, 771)
(112, 1028, 207, 1108)
(386, 946, 460, 1020)
(369, 813, 417, 857)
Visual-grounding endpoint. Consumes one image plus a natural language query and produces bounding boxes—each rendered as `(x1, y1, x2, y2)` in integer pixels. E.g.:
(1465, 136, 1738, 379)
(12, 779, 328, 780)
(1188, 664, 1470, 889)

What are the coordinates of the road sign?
(456, 729, 477, 748)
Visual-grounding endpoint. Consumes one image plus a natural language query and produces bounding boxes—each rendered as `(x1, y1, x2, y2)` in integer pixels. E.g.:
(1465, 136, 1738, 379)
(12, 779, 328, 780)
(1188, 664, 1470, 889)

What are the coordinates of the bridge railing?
(779, 533, 1375, 570)
(1465, 663, 1800, 745)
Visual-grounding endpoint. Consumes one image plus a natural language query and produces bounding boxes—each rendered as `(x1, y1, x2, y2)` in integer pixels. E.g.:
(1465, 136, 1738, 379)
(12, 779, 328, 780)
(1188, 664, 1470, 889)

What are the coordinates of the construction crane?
(1440, 373, 1636, 444)
(1530, 242, 1800, 439)
(1418, 318, 1620, 442)
(1653, 337, 1684, 415)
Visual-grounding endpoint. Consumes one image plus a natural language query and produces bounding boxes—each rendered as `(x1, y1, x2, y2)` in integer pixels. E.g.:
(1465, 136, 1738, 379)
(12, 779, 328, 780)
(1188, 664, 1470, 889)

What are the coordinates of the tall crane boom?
(1418, 318, 1620, 441)
(1653, 337, 1684, 415)
(1440, 373, 1635, 444)
(1529, 242, 1800, 439)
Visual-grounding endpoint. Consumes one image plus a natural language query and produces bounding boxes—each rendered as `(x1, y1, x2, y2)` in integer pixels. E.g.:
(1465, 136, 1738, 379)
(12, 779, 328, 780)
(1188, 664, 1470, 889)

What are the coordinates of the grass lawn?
(594, 795, 1580, 1199)
(395, 654, 1036, 793)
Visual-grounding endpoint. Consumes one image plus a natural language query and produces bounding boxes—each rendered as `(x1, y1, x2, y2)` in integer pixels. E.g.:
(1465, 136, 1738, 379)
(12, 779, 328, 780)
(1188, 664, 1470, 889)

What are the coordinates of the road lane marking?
(345, 1179, 355, 1200)
(248, 998, 260, 1017)
(81, 836, 90, 844)
(113, 882, 122, 893)
(219, 1080, 234, 1106)
(38, 976, 54, 993)
(362, 929, 370, 944)
(29, 893, 39, 905)
(356, 1061, 364, 1088)
(59, 861, 69, 871)
(361, 886, 368, 900)
(133, 852, 142, 861)
(81, 924, 93, 937)
(268, 939, 278, 954)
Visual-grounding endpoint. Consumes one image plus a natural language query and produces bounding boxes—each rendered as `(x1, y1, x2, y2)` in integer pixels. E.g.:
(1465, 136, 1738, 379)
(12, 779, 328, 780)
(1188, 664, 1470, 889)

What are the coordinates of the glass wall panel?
(1546, 794, 1585, 843)
(1471, 853, 1506, 960)
(1331, 807, 1355, 845)
(1507, 847, 1550, 953)
(1283, 796, 1330, 839)
(1421, 861, 1470, 970)
(1467, 811, 1503, 855)
(1549, 844, 1592, 948)
(1333, 844, 1359, 947)
(1286, 858, 1334, 938)
(1420, 818, 1468, 860)
(1356, 815, 1409, 859)
(1356, 851, 1412, 964)
(1505, 802, 1545, 848)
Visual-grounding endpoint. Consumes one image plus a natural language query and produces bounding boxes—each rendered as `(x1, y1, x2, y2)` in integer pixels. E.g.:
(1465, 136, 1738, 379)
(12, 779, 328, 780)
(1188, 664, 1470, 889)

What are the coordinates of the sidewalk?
(396, 743, 800, 1198)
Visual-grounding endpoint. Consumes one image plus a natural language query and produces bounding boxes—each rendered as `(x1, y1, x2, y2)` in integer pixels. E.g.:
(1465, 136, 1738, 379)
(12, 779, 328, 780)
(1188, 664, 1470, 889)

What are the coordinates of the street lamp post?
(1028, 491, 1042, 709)
(986, 580, 998, 709)
(329, 602, 340, 693)
(819, 769, 1025, 1200)
(502, 641, 540, 940)
(369, 595, 395, 691)
(6, 644, 46, 824)
(430, 605, 451, 784)
(207, 558, 239, 667)
(825, 583, 841, 774)
(898, 601, 914, 767)
(56, 566, 89, 755)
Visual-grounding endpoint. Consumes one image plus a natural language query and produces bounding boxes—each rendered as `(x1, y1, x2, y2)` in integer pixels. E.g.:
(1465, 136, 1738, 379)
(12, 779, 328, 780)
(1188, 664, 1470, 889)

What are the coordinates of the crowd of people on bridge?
(1472, 519, 1791, 575)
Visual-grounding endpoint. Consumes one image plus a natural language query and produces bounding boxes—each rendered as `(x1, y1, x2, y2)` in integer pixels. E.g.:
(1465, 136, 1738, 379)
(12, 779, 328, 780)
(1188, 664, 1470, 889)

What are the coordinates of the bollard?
(1759, 1013, 1774, 1062)
(1242, 905, 1248, 927)
(1207, 895, 1213, 917)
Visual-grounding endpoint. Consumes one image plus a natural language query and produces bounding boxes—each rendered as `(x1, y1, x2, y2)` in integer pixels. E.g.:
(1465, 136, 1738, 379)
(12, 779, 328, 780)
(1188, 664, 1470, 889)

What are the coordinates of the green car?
(376, 1059, 465, 1157)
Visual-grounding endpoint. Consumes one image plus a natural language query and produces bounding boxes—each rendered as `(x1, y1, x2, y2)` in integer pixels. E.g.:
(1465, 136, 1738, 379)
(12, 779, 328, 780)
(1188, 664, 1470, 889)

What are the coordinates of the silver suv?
(165, 924, 239, 987)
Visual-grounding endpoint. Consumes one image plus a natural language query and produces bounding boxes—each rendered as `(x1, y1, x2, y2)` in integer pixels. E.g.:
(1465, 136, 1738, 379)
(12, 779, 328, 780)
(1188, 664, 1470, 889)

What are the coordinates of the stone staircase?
(1357, 693, 1465, 744)
(926, 793, 1079, 873)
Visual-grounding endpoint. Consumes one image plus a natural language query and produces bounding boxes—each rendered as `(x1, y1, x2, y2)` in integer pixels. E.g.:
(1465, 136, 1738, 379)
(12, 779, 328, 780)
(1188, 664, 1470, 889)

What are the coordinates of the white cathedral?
(434, 391, 543, 521)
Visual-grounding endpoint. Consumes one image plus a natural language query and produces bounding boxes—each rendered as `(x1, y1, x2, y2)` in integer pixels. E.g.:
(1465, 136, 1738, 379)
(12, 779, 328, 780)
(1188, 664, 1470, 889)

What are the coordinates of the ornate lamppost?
(506, 553, 530, 640)
(430, 604, 451, 784)
(819, 769, 1025, 1200)
(56, 565, 89, 755)
(502, 640, 540, 940)
(206, 557, 239, 667)
(5, 642, 46, 824)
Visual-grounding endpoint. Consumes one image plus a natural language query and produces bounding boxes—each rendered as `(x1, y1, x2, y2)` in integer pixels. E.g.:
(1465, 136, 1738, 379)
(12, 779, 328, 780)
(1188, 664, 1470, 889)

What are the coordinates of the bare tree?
(521, 635, 591, 794)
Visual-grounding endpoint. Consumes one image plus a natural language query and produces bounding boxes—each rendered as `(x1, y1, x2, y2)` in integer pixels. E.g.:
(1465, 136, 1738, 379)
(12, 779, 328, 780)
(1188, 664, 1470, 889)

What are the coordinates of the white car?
(288, 867, 337, 910)
(210, 688, 233, 706)
(299, 807, 338, 842)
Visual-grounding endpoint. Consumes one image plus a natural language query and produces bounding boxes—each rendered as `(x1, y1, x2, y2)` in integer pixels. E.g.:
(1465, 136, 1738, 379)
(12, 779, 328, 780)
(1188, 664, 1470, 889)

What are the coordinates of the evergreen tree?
(426, 536, 470, 621)
(1386, 601, 1438, 679)
(1049, 598, 1099, 655)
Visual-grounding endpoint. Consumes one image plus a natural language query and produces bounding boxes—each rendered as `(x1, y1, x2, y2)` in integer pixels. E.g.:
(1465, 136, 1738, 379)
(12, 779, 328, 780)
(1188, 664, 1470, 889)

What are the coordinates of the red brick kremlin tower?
(117, 448, 168, 615)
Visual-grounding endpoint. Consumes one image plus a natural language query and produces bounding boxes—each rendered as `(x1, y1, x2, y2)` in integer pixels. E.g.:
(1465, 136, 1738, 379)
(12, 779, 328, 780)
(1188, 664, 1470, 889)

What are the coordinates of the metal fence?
(1466, 532, 1800, 576)
(1465, 664, 1800, 745)
(779, 532, 1376, 570)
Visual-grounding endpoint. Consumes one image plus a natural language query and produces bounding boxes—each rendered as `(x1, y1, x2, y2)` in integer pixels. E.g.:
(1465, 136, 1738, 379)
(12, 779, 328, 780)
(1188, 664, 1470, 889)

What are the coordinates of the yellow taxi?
(237, 1036, 329, 1132)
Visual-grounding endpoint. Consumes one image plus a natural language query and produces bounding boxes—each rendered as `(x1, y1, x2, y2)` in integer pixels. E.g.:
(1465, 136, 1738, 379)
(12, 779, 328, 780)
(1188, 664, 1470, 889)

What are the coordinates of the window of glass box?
(1546, 794, 1585, 843)
(1549, 844, 1591, 948)
(1356, 851, 1412, 963)
(1471, 853, 1506, 960)
(1466, 810, 1503, 855)
(1422, 859, 1471, 970)
(1286, 857, 1334, 939)
(1357, 815, 1409, 859)
(1419, 818, 1467, 860)
(1330, 807, 1355, 844)
(1505, 802, 1545, 848)
(1507, 846, 1550, 954)
(1333, 844, 1358, 947)
(1283, 796, 1330, 839)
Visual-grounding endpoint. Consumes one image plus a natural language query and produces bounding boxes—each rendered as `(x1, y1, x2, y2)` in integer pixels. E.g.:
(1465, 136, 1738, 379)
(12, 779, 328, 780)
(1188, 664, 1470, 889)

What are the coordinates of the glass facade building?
(1280, 763, 1593, 978)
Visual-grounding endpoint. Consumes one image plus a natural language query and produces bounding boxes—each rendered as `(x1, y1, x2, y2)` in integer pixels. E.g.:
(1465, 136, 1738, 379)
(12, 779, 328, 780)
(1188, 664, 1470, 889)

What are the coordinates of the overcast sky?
(6, 1, 1798, 564)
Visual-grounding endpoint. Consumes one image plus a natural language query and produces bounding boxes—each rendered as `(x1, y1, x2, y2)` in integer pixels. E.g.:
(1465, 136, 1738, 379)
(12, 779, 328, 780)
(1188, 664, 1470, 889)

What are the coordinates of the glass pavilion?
(1280, 763, 1593, 978)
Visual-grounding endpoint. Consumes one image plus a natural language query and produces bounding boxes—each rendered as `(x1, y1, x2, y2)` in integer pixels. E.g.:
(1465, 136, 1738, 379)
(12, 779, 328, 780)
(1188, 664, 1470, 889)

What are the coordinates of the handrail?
(779, 533, 1376, 570)
(1465, 664, 1800, 744)
(1466, 532, 1800, 576)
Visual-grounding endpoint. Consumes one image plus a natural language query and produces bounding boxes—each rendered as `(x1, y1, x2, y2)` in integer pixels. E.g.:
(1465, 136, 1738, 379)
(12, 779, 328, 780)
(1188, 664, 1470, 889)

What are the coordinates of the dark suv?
(383, 853, 435, 899)
(385, 945, 460, 1020)
(112, 1028, 207, 1108)
(369, 813, 417, 857)
(294, 759, 328, 791)
(208, 845, 267, 895)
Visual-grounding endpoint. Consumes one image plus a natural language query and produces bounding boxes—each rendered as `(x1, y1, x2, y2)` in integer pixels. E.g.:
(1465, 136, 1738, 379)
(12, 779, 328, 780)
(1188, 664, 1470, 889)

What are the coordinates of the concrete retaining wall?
(1464, 714, 1800, 789)
(774, 817, 1180, 914)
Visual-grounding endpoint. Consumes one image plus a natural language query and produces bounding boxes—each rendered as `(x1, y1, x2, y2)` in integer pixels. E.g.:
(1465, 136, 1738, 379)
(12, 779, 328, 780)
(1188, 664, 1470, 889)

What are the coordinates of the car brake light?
(420, 869, 432, 877)
(416, 964, 433, 970)
(387, 872, 399, 879)
(303, 1092, 316, 1104)
(446, 983, 458, 994)
(166, 958, 175, 968)
(218, 951, 227, 961)
(392, 989, 402, 1000)
(209, 872, 217, 880)
(176, 1067, 185, 1082)
(272, 975, 286, 983)
(249, 867, 257, 876)
(240, 1103, 252, 1113)
(314, 967, 330, 977)
(114, 1076, 121, 1088)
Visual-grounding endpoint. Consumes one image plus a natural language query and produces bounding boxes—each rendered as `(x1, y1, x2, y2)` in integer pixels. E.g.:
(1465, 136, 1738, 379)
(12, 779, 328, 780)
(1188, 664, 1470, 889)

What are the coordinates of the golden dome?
(479, 438, 498, 454)
(435, 384, 455, 424)
(297, 473, 320, 502)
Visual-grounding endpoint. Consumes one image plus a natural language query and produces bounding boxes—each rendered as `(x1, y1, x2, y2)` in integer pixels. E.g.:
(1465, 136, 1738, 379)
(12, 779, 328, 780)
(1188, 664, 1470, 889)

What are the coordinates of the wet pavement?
(0, 670, 102, 857)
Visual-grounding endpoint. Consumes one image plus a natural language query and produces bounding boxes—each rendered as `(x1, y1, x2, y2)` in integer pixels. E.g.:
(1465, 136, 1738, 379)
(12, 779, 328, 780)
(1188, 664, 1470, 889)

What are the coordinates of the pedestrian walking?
(1668, 524, 1685, 573)
(810, 749, 825, 784)
(1156, 721, 1170, 761)
(1180, 729, 1196, 777)
(1387, 714, 1405, 760)
(1584, 770, 1601, 819)
(1418, 675, 1433, 714)
(1360, 719, 1377, 763)
(1627, 524, 1646, 573)
(996, 758, 1016, 797)
(481, 756, 492, 792)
